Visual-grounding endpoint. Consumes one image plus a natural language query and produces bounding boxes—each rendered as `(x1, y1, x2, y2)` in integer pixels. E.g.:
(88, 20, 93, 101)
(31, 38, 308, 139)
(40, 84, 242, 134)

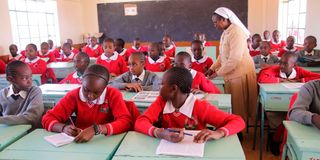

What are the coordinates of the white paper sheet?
(40, 84, 80, 92)
(44, 133, 75, 147)
(281, 83, 304, 89)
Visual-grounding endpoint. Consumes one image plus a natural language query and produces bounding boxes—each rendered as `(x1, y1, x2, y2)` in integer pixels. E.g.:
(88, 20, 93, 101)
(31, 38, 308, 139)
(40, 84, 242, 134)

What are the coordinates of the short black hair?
(151, 42, 163, 56)
(76, 52, 90, 64)
(305, 36, 317, 45)
(130, 52, 146, 62)
(40, 42, 49, 47)
(165, 67, 192, 94)
(163, 34, 172, 40)
(9, 44, 18, 50)
(281, 52, 298, 61)
(62, 42, 72, 49)
(273, 30, 280, 34)
(116, 38, 125, 48)
(191, 40, 203, 46)
(26, 43, 37, 51)
(260, 41, 270, 48)
(83, 64, 110, 84)
(175, 51, 192, 62)
(252, 34, 261, 41)
(6, 61, 28, 77)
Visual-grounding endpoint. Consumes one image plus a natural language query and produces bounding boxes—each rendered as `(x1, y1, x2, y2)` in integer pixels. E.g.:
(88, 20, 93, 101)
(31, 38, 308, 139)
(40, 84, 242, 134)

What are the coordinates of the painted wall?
(0, 0, 13, 55)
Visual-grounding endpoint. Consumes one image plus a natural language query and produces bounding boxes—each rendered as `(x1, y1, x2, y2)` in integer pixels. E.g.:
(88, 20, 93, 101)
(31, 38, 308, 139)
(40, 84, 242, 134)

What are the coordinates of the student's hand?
(155, 128, 184, 143)
(312, 114, 320, 129)
(193, 129, 225, 143)
(191, 88, 205, 95)
(280, 78, 291, 83)
(63, 125, 82, 137)
(205, 69, 217, 79)
(74, 126, 95, 143)
(125, 83, 143, 92)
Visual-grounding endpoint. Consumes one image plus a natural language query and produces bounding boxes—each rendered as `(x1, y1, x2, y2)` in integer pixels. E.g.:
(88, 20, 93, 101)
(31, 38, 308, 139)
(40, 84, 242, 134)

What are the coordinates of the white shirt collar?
(89, 44, 99, 50)
(305, 50, 315, 56)
(132, 70, 145, 81)
(101, 52, 119, 61)
(7, 85, 27, 99)
(192, 55, 208, 63)
(163, 93, 197, 118)
(25, 57, 40, 63)
(165, 44, 174, 51)
(132, 46, 140, 51)
(260, 54, 270, 59)
(63, 52, 75, 59)
(262, 38, 271, 42)
(147, 56, 165, 64)
(284, 47, 297, 52)
(271, 39, 281, 45)
(72, 71, 82, 79)
(39, 51, 50, 56)
(117, 48, 127, 56)
(280, 68, 297, 79)
(190, 69, 197, 78)
(249, 44, 260, 51)
(202, 41, 206, 46)
(79, 87, 107, 105)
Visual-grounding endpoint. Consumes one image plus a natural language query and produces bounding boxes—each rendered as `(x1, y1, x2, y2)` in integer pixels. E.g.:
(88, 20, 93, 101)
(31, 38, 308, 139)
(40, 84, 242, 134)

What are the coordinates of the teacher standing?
(206, 7, 257, 121)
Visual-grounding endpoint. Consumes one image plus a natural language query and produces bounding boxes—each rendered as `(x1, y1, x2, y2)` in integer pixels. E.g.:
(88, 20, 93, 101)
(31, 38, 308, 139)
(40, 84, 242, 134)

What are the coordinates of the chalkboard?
(98, 0, 248, 42)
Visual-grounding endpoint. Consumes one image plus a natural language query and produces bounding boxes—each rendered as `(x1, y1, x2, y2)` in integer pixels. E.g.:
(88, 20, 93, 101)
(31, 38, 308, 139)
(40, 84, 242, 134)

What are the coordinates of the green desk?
(282, 121, 320, 160)
(0, 124, 31, 151)
(47, 62, 75, 79)
(303, 67, 320, 73)
(0, 129, 126, 160)
(113, 131, 245, 160)
(0, 74, 41, 90)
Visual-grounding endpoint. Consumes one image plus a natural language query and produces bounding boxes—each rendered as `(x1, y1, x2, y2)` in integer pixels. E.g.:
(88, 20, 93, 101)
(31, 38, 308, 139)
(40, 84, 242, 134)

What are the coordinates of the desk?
(47, 62, 75, 79)
(303, 67, 320, 73)
(282, 121, 320, 160)
(0, 129, 126, 160)
(254, 83, 301, 160)
(0, 124, 31, 151)
(0, 74, 41, 90)
(113, 131, 245, 160)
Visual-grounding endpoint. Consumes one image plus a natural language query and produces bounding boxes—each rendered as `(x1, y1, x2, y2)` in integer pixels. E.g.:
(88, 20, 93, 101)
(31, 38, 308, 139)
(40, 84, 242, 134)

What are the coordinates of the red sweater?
(127, 46, 148, 57)
(248, 45, 261, 57)
(50, 48, 61, 59)
(278, 47, 299, 57)
(82, 45, 103, 58)
(57, 52, 76, 62)
(117, 48, 131, 62)
(59, 71, 82, 84)
(135, 95, 245, 137)
(191, 56, 214, 73)
(96, 53, 128, 76)
(164, 45, 176, 58)
(38, 52, 56, 63)
(23, 57, 47, 84)
(203, 41, 212, 47)
(192, 70, 221, 93)
(145, 56, 171, 72)
(258, 66, 320, 83)
(72, 48, 79, 55)
(0, 60, 6, 73)
(270, 40, 286, 53)
(42, 87, 132, 135)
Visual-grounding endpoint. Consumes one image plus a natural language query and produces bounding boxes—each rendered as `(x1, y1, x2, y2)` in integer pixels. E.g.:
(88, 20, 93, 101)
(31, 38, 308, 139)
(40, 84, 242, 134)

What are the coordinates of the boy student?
(262, 30, 271, 42)
(145, 42, 171, 72)
(248, 34, 262, 57)
(65, 38, 79, 54)
(258, 52, 320, 83)
(48, 39, 60, 58)
(59, 52, 90, 84)
(42, 64, 132, 142)
(289, 80, 320, 129)
(175, 51, 221, 94)
(59, 43, 76, 62)
(162, 35, 176, 58)
(296, 36, 320, 67)
(96, 38, 128, 77)
(253, 41, 279, 69)
(82, 36, 104, 58)
(278, 36, 298, 57)
(269, 30, 286, 54)
(134, 67, 244, 143)
(127, 38, 148, 56)
(38, 42, 56, 63)
(191, 40, 214, 73)
(115, 38, 130, 62)
(0, 61, 44, 127)
(9, 44, 23, 61)
(110, 52, 161, 92)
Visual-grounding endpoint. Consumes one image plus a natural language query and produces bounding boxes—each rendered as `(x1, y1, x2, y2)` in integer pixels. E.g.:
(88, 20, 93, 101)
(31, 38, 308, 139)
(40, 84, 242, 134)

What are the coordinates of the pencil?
(69, 117, 75, 127)
(166, 129, 193, 136)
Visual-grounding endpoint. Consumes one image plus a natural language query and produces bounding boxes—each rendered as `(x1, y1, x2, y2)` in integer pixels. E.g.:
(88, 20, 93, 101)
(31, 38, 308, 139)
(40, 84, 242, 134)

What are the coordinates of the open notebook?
(156, 130, 205, 157)
(44, 133, 75, 147)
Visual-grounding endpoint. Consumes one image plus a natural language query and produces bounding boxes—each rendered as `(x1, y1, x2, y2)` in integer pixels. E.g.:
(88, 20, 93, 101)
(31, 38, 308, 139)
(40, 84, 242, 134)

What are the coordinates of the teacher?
(206, 7, 257, 121)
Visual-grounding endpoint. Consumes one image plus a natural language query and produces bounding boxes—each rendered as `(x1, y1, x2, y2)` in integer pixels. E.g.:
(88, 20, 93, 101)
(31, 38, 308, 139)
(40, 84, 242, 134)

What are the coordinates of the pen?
(69, 117, 75, 127)
(166, 129, 193, 136)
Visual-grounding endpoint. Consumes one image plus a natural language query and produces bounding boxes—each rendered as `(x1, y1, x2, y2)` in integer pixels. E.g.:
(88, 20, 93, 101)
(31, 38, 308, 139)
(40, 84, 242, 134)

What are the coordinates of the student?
(191, 40, 214, 73)
(258, 52, 320, 83)
(193, 33, 201, 41)
(110, 52, 161, 92)
(9, 44, 23, 61)
(82, 36, 103, 58)
(289, 80, 320, 129)
(115, 38, 130, 62)
(59, 52, 90, 84)
(48, 39, 60, 58)
(96, 38, 128, 77)
(269, 30, 286, 54)
(262, 30, 271, 42)
(296, 36, 320, 67)
(22, 43, 48, 84)
(200, 34, 212, 46)
(253, 41, 279, 69)
(145, 42, 171, 72)
(162, 35, 176, 58)
(0, 61, 44, 127)
(59, 43, 76, 62)
(175, 51, 220, 94)
(127, 38, 148, 56)
(42, 65, 132, 142)
(0, 60, 6, 73)
(66, 38, 79, 54)
(38, 42, 56, 63)
(248, 34, 262, 57)
(134, 67, 244, 143)
(278, 36, 298, 57)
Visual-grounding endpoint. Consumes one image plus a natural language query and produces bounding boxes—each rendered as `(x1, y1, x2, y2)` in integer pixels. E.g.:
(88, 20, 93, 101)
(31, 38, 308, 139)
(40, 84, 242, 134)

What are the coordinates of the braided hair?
(165, 67, 192, 94)
(6, 61, 28, 77)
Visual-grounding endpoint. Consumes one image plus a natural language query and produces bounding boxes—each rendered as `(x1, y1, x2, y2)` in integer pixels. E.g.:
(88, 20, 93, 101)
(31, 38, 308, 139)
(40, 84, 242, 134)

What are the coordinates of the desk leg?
(260, 108, 265, 160)
(252, 101, 260, 150)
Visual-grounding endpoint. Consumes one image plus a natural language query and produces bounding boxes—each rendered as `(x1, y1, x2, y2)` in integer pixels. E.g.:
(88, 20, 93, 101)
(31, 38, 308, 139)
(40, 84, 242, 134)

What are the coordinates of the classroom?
(0, 0, 320, 160)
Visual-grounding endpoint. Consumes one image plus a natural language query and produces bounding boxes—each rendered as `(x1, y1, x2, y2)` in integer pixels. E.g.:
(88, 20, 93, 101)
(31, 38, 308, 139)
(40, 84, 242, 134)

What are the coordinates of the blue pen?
(166, 129, 193, 136)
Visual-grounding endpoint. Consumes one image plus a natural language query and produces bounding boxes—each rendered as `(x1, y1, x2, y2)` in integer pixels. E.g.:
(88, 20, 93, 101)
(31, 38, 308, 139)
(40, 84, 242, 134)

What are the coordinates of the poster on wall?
(124, 4, 138, 16)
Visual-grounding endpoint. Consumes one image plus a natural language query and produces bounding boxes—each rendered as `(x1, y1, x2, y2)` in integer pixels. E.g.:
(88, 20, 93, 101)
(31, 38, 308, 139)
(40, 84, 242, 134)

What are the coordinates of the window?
(278, 0, 306, 44)
(8, 0, 60, 50)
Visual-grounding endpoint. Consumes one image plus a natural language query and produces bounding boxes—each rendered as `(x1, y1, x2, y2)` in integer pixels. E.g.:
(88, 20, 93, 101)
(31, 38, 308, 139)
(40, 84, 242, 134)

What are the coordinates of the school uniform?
(191, 55, 214, 73)
(117, 48, 130, 62)
(190, 69, 221, 93)
(42, 86, 132, 134)
(59, 71, 82, 84)
(0, 85, 44, 127)
(58, 52, 76, 62)
(203, 41, 212, 47)
(72, 47, 79, 55)
(0, 60, 6, 73)
(20, 50, 26, 57)
(262, 38, 271, 42)
(82, 44, 103, 58)
(50, 48, 61, 59)
(109, 70, 161, 91)
(248, 45, 261, 57)
(278, 46, 298, 57)
(23, 57, 48, 84)
(257, 65, 320, 83)
(134, 94, 245, 137)
(127, 46, 148, 57)
(8, 54, 24, 62)
(163, 45, 176, 58)
(253, 54, 279, 68)
(269, 40, 286, 54)
(38, 51, 56, 63)
(296, 49, 320, 67)
(145, 56, 171, 72)
(96, 52, 128, 76)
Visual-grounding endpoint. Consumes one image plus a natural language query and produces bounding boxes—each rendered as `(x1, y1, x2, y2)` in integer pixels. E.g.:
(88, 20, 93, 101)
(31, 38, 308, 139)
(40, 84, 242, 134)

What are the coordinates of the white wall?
(0, 0, 13, 55)
(305, 0, 320, 49)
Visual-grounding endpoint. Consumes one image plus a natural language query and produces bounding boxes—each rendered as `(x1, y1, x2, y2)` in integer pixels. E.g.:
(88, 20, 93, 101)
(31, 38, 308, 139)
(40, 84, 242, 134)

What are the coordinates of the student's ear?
(171, 84, 178, 93)
(6, 76, 14, 84)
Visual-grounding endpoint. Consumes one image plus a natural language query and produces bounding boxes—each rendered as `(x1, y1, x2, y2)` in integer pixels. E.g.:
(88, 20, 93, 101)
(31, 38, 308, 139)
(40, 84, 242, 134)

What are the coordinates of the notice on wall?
(124, 4, 138, 16)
